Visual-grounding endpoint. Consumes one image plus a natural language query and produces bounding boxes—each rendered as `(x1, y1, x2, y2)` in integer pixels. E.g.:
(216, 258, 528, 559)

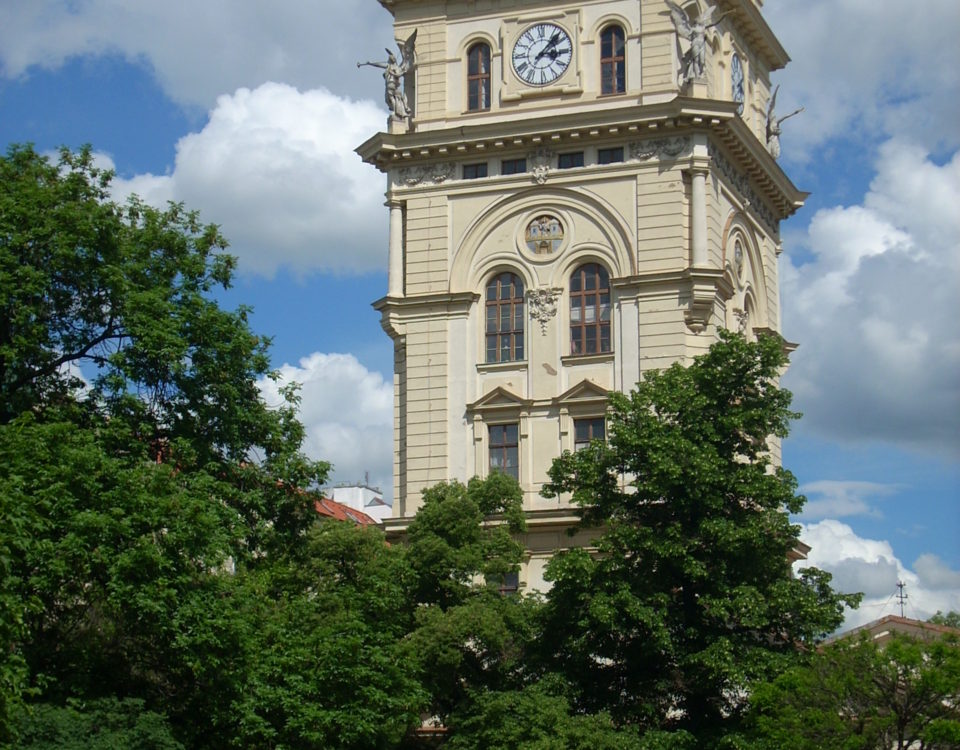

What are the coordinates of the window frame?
(501, 157, 527, 175)
(557, 151, 585, 169)
(569, 263, 612, 356)
(485, 271, 525, 364)
(488, 422, 519, 481)
(597, 146, 624, 164)
(467, 42, 492, 111)
(574, 417, 606, 451)
(600, 24, 626, 95)
(463, 162, 489, 180)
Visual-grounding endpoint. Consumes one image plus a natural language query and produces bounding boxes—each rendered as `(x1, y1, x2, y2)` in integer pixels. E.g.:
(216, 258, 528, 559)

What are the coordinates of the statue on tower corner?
(765, 85, 804, 159)
(359, 30, 417, 122)
(666, 1, 729, 85)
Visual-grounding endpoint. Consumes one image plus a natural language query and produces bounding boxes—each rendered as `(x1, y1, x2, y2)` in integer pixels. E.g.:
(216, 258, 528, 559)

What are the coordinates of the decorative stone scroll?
(629, 136, 691, 161)
(528, 148, 554, 185)
(397, 162, 455, 187)
(527, 287, 563, 334)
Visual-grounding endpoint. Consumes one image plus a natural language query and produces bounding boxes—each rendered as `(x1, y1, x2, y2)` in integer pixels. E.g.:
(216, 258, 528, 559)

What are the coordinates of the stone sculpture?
(765, 85, 804, 159)
(359, 30, 418, 121)
(666, 1, 729, 84)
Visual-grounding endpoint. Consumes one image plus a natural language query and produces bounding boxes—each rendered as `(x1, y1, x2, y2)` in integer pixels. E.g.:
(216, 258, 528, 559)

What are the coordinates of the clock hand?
(534, 32, 561, 61)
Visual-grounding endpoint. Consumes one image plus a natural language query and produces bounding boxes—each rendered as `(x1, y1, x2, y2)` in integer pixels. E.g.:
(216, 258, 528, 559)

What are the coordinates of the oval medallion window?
(524, 215, 564, 255)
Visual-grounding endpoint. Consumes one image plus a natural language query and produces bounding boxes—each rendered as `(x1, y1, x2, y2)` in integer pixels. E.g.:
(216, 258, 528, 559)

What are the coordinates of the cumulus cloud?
(914, 554, 960, 591)
(258, 352, 393, 502)
(783, 140, 960, 456)
(0, 0, 392, 107)
(767, 0, 960, 157)
(799, 520, 960, 630)
(798, 480, 895, 520)
(110, 83, 388, 277)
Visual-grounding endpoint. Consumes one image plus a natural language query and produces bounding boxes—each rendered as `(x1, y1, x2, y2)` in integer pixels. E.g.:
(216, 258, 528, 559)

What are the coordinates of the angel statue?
(359, 30, 417, 121)
(765, 85, 804, 159)
(666, 1, 730, 84)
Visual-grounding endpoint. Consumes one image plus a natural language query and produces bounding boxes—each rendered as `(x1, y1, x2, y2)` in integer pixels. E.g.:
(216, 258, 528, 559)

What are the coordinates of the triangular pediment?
(467, 386, 531, 413)
(554, 379, 609, 407)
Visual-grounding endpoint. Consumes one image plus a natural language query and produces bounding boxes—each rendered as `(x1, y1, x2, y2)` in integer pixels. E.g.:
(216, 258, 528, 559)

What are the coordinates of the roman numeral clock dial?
(512, 22, 572, 86)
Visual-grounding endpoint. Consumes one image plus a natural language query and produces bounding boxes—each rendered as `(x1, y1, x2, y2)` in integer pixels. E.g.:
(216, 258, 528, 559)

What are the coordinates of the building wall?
(366, 0, 800, 591)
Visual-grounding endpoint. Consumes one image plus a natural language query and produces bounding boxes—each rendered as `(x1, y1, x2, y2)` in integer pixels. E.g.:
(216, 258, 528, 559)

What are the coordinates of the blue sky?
(1, 0, 957, 629)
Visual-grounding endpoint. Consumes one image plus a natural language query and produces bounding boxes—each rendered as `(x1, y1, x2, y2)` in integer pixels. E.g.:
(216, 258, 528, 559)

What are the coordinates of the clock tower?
(357, 0, 805, 590)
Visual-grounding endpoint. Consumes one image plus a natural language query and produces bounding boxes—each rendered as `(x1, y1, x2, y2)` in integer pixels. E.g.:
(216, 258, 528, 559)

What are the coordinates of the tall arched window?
(570, 263, 611, 355)
(600, 25, 625, 95)
(467, 42, 491, 111)
(486, 272, 524, 363)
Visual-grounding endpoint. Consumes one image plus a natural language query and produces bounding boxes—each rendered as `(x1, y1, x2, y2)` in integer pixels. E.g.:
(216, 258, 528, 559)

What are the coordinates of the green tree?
(0, 145, 430, 748)
(444, 680, 643, 750)
(402, 474, 534, 724)
(930, 611, 960, 629)
(539, 331, 857, 747)
(15, 698, 182, 750)
(745, 632, 960, 750)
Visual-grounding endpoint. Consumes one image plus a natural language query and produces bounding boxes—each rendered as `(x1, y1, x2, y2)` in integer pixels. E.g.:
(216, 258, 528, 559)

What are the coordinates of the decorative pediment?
(467, 386, 532, 415)
(553, 379, 609, 409)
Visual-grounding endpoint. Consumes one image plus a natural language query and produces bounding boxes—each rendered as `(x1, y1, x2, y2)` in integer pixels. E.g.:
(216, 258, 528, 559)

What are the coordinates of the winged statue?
(765, 85, 804, 159)
(359, 30, 418, 121)
(665, 1, 729, 83)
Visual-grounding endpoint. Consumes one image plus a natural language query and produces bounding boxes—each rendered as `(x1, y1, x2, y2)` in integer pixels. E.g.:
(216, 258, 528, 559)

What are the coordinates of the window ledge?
(561, 352, 615, 366)
(478, 360, 529, 374)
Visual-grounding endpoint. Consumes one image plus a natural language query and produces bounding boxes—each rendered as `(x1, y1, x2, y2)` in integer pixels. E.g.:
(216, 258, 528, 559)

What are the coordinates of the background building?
(358, 0, 804, 589)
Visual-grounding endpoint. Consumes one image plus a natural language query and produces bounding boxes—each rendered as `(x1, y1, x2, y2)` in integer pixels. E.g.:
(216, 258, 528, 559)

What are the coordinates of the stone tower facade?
(357, 0, 805, 590)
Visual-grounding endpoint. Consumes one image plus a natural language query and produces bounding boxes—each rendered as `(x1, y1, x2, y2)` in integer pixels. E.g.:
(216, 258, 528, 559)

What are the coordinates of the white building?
(358, 0, 804, 589)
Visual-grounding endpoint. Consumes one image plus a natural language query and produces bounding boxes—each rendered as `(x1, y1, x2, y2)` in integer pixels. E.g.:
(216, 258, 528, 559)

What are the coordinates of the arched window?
(570, 263, 611, 355)
(600, 25, 626, 95)
(467, 42, 491, 111)
(485, 272, 524, 363)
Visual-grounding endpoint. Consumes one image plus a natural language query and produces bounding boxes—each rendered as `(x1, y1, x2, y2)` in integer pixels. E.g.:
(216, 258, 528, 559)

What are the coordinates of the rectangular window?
(557, 152, 584, 169)
(463, 162, 488, 180)
(597, 147, 624, 164)
(574, 417, 606, 451)
(498, 571, 520, 596)
(489, 423, 519, 480)
(501, 158, 527, 175)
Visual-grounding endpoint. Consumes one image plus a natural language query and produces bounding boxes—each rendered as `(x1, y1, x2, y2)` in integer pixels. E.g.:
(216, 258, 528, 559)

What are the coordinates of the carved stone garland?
(629, 136, 691, 161)
(527, 287, 563, 334)
(397, 162, 456, 187)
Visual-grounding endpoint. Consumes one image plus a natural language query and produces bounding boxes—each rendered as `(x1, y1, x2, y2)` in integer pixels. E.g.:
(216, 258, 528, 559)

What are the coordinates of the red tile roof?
(314, 497, 378, 526)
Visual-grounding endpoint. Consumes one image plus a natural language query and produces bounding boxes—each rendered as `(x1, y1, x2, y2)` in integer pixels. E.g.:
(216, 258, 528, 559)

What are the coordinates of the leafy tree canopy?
(538, 331, 858, 746)
(0, 144, 426, 748)
(930, 611, 960, 629)
(744, 631, 960, 750)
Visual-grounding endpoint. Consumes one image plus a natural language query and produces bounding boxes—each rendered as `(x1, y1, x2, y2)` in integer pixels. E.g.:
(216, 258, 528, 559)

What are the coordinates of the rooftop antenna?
(896, 580, 908, 618)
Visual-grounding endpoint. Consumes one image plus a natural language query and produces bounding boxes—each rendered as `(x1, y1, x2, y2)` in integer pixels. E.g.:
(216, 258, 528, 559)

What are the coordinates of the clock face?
(512, 23, 572, 86)
(731, 54, 745, 114)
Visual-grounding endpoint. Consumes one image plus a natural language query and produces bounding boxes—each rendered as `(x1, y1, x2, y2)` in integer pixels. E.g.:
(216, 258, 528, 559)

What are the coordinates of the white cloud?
(783, 140, 960, 455)
(798, 520, 960, 631)
(258, 352, 393, 502)
(110, 83, 388, 277)
(798, 480, 894, 520)
(0, 1, 392, 107)
(914, 554, 960, 591)
(766, 0, 960, 158)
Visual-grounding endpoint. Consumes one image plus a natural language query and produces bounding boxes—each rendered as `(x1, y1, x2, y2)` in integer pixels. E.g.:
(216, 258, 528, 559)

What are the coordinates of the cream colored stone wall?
(369, 0, 802, 591)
